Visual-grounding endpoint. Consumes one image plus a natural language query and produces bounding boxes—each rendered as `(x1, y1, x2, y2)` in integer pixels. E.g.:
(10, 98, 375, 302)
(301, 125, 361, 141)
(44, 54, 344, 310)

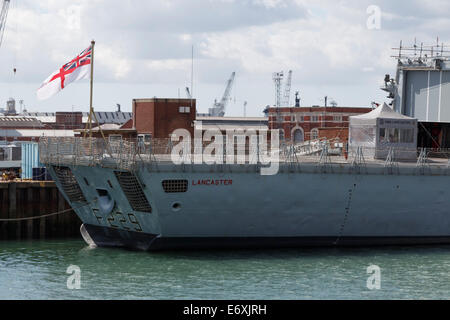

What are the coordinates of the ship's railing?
(39, 137, 450, 174)
(39, 137, 142, 170)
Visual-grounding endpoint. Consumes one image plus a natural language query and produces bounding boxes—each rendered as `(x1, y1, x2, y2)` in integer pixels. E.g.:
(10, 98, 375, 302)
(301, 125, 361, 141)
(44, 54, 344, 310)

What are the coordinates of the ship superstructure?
(383, 41, 450, 149)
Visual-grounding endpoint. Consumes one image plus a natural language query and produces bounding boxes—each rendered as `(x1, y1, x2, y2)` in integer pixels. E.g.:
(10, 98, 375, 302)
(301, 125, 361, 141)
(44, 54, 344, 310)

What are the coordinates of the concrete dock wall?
(0, 182, 82, 240)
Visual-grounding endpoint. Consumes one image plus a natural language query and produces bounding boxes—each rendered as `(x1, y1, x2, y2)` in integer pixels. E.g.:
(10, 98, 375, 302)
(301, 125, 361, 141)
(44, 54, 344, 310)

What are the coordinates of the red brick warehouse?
(267, 106, 371, 143)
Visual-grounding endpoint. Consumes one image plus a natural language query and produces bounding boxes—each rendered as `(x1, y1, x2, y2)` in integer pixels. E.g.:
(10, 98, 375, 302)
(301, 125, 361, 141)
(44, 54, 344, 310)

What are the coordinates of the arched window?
(279, 129, 285, 141)
(292, 128, 304, 144)
(311, 129, 319, 140)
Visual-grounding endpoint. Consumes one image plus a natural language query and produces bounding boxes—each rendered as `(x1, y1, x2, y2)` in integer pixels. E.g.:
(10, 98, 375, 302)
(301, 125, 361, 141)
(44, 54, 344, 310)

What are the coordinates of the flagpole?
(89, 40, 95, 139)
(89, 40, 112, 158)
(83, 40, 95, 139)
(84, 40, 108, 147)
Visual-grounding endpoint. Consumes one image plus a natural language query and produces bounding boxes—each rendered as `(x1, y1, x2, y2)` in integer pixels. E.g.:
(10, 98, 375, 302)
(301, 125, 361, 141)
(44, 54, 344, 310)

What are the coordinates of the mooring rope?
(0, 204, 89, 222)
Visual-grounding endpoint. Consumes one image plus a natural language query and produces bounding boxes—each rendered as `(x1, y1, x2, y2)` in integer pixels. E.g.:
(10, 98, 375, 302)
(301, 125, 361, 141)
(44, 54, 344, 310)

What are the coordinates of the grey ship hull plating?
(48, 163, 450, 251)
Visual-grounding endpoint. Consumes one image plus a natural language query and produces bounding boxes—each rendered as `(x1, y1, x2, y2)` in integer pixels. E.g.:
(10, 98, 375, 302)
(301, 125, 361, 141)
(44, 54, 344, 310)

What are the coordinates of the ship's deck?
(38, 137, 450, 175)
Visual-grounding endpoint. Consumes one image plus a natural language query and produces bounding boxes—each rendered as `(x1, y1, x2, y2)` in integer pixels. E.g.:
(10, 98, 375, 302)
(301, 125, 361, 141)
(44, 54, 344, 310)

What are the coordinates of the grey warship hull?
(46, 160, 450, 251)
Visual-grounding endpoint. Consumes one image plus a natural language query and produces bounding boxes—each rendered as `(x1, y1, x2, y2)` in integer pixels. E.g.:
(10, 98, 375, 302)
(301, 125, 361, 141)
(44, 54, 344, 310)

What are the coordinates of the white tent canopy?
(350, 103, 415, 125)
(349, 103, 418, 160)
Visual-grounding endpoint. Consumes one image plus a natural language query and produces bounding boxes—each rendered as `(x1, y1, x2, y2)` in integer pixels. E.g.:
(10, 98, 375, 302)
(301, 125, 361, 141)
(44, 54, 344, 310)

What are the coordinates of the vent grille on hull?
(114, 171, 152, 213)
(162, 180, 188, 193)
(53, 166, 87, 204)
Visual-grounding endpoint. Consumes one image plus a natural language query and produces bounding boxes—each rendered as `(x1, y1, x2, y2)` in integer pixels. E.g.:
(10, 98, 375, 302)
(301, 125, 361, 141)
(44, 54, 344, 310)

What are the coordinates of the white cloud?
(252, 0, 287, 8)
(96, 45, 131, 80)
(0, 0, 449, 114)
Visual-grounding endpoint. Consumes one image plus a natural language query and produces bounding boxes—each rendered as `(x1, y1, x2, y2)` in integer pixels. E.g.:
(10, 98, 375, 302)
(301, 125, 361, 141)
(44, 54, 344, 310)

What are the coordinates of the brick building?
(76, 98, 196, 141)
(132, 98, 196, 140)
(54, 112, 83, 129)
(267, 106, 371, 143)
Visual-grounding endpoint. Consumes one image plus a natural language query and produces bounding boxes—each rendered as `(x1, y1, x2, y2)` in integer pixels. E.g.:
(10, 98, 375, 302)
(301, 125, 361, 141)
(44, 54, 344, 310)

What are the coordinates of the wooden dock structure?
(0, 181, 82, 240)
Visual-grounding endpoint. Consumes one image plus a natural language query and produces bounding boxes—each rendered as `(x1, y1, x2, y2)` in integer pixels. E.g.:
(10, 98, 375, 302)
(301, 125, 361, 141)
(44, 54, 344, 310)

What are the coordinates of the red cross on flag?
(36, 46, 92, 100)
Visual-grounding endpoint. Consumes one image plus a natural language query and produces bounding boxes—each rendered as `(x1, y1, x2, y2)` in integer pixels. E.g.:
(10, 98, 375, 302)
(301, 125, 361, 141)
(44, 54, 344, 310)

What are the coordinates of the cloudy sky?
(0, 0, 449, 116)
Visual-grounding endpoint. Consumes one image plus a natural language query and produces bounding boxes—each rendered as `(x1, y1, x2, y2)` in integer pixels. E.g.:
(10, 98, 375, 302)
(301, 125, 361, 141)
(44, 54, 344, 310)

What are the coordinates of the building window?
(293, 128, 304, 143)
(381, 128, 413, 144)
(311, 129, 319, 140)
(311, 115, 319, 122)
(138, 134, 152, 145)
(400, 129, 414, 143)
(179, 106, 191, 114)
(296, 115, 304, 122)
(109, 135, 122, 143)
(333, 115, 342, 122)
(388, 128, 400, 143)
(379, 128, 386, 143)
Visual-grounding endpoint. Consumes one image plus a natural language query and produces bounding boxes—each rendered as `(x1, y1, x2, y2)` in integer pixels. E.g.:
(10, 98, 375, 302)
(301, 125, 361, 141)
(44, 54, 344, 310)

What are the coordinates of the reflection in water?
(0, 239, 449, 300)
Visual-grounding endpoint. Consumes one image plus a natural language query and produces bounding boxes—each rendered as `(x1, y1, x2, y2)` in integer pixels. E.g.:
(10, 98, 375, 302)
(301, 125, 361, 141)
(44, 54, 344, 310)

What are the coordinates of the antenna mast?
(191, 45, 194, 110)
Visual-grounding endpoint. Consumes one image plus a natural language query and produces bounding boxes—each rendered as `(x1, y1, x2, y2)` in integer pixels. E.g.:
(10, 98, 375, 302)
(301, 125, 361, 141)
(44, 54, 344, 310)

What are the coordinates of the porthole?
(172, 202, 182, 212)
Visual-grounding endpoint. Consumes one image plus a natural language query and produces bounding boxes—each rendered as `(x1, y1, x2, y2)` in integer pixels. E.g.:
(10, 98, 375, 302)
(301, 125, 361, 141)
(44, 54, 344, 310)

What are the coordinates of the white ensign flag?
(36, 46, 92, 100)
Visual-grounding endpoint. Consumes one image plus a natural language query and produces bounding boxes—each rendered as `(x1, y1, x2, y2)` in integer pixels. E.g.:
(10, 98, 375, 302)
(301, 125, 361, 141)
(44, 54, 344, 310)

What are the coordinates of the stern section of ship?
(48, 164, 162, 251)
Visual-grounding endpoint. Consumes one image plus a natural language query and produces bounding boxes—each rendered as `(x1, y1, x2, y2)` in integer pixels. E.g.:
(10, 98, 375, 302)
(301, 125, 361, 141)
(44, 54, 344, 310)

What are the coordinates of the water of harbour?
(0, 239, 449, 300)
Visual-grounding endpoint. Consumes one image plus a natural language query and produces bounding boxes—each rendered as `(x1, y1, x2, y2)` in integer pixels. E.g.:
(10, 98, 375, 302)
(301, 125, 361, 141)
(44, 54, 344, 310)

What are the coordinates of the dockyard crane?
(272, 68, 293, 135)
(209, 72, 235, 117)
(273, 70, 294, 108)
(185, 87, 192, 99)
(0, 0, 10, 49)
(273, 71, 284, 109)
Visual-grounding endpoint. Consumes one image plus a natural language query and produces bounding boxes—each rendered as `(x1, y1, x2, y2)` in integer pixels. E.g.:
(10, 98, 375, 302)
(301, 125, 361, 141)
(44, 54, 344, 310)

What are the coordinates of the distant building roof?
(120, 119, 133, 129)
(21, 112, 56, 123)
(81, 112, 132, 124)
(0, 116, 44, 128)
(74, 123, 136, 133)
(197, 116, 268, 122)
(92, 123, 122, 131)
(195, 116, 268, 131)
(22, 111, 133, 125)
(0, 129, 75, 137)
(266, 106, 372, 113)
